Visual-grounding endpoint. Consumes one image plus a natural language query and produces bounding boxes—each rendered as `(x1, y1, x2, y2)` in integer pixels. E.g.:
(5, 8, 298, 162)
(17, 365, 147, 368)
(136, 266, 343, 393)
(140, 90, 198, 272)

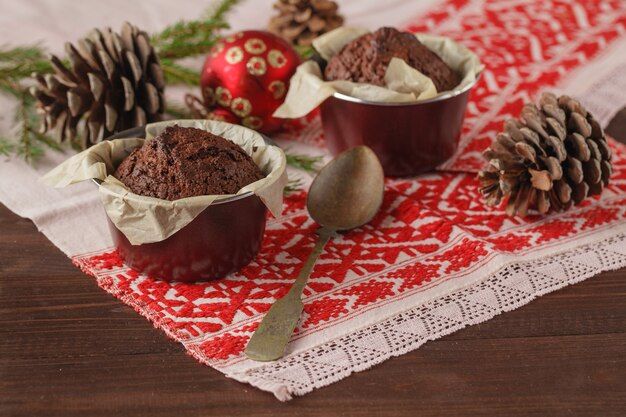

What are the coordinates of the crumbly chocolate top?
(114, 126, 265, 200)
(324, 27, 461, 92)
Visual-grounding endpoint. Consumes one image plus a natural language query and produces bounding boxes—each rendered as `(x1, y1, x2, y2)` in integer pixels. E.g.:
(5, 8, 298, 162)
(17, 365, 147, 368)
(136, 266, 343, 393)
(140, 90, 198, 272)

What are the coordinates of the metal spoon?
(244, 146, 385, 362)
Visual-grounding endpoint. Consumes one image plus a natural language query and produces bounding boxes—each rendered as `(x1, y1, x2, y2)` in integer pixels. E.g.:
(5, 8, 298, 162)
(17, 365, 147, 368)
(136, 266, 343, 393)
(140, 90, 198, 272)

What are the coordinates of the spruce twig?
(0, 45, 52, 99)
(0, 45, 58, 161)
(151, 0, 240, 61)
(16, 92, 41, 161)
(0, 78, 24, 99)
(29, 128, 63, 151)
(160, 58, 201, 86)
(284, 152, 323, 195)
(284, 177, 304, 195)
(205, 0, 241, 21)
(0, 45, 53, 80)
(285, 152, 323, 172)
(0, 136, 14, 156)
(295, 45, 315, 60)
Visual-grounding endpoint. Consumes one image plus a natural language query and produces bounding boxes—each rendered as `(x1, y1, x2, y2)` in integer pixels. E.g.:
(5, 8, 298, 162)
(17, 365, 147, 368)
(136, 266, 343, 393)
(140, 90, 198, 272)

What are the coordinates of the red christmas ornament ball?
(200, 30, 301, 134)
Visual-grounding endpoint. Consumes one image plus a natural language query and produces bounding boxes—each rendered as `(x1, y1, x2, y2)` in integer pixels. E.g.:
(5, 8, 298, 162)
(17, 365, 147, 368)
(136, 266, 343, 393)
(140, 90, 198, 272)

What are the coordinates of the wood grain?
(2, 108, 626, 416)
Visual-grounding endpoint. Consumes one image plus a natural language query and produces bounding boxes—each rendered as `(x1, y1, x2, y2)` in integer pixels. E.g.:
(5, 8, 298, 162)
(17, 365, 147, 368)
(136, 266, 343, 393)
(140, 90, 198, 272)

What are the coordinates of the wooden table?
(2, 110, 626, 416)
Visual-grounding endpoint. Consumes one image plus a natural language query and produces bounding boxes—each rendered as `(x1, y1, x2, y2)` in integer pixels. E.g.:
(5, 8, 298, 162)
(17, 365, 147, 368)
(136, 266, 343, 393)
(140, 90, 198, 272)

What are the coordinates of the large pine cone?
(268, 0, 344, 47)
(478, 92, 612, 216)
(30, 22, 165, 150)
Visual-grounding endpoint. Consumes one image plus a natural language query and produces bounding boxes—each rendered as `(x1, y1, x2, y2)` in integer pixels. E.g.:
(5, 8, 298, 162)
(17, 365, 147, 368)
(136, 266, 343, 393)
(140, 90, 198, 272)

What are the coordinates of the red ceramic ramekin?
(319, 76, 481, 177)
(100, 127, 269, 283)
(105, 192, 266, 282)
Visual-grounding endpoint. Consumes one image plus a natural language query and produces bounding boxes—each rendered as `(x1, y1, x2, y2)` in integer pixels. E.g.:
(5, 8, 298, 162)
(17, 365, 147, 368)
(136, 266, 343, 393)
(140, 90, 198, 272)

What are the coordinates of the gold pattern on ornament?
(215, 86, 232, 106)
(203, 87, 216, 106)
(207, 111, 226, 122)
(211, 42, 225, 57)
(244, 38, 267, 55)
(231, 97, 252, 118)
(225, 32, 244, 43)
(267, 49, 287, 68)
(243, 116, 263, 129)
(225, 46, 244, 64)
(268, 80, 286, 99)
(246, 56, 267, 76)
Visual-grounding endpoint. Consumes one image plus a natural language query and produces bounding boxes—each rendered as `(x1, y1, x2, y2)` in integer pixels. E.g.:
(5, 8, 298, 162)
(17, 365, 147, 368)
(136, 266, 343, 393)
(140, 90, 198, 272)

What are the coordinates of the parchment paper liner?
(274, 27, 484, 118)
(41, 120, 288, 245)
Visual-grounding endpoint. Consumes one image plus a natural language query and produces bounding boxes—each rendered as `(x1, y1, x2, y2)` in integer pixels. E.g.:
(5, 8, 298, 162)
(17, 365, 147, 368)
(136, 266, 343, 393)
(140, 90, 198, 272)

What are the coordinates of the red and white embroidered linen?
(2, 0, 626, 401)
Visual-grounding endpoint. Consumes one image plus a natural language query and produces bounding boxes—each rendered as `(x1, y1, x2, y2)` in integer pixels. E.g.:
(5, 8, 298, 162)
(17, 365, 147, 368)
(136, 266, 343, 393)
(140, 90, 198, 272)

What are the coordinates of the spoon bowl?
(307, 146, 385, 231)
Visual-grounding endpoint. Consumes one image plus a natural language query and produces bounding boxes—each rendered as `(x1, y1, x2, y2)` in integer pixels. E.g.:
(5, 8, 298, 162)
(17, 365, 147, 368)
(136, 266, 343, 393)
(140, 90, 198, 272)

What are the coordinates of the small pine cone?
(478, 92, 612, 216)
(30, 22, 165, 150)
(268, 0, 344, 47)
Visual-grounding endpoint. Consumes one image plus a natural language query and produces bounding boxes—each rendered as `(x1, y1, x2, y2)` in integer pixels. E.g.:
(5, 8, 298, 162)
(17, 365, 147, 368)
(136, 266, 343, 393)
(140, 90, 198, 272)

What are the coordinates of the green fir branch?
(204, 0, 241, 22)
(0, 44, 53, 80)
(0, 45, 60, 161)
(0, 136, 14, 156)
(152, 0, 240, 60)
(0, 59, 53, 80)
(285, 152, 323, 173)
(0, 45, 46, 62)
(0, 79, 24, 99)
(16, 92, 35, 161)
(16, 139, 44, 161)
(283, 152, 324, 194)
(157, 39, 224, 60)
(153, 21, 227, 48)
(295, 45, 315, 60)
(160, 58, 201, 86)
(284, 177, 304, 195)
(28, 128, 63, 152)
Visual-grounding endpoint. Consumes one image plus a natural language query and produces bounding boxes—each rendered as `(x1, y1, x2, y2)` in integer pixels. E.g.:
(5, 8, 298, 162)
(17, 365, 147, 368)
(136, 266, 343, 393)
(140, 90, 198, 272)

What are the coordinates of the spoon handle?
(290, 228, 335, 296)
(244, 228, 335, 362)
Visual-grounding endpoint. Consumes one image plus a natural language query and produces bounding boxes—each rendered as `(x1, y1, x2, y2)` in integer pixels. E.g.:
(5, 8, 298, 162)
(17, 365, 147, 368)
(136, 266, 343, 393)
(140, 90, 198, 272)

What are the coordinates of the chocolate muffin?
(324, 27, 461, 92)
(114, 126, 264, 200)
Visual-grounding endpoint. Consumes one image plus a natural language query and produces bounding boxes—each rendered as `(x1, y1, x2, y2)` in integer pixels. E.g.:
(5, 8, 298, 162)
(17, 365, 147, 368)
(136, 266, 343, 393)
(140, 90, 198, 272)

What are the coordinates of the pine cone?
(478, 92, 612, 216)
(30, 22, 165, 150)
(268, 0, 344, 47)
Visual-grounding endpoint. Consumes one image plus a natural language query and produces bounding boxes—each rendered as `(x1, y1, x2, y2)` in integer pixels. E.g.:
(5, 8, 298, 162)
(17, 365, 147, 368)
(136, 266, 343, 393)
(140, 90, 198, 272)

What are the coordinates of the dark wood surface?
(2, 111, 626, 417)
